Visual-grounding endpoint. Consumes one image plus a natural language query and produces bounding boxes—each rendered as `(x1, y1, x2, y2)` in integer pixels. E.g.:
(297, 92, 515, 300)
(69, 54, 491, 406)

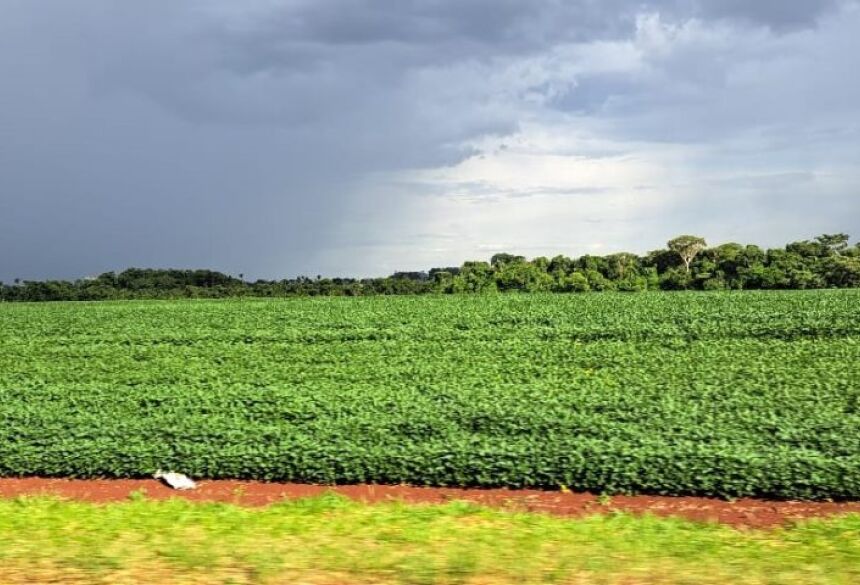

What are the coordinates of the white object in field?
(153, 470, 198, 490)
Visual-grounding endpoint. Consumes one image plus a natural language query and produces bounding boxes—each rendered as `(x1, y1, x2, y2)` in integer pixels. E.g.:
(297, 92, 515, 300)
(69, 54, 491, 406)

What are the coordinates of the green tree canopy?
(667, 235, 707, 273)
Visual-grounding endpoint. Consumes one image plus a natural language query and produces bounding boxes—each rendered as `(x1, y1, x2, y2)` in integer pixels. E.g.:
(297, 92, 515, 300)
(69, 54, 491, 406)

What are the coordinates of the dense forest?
(2, 234, 859, 302)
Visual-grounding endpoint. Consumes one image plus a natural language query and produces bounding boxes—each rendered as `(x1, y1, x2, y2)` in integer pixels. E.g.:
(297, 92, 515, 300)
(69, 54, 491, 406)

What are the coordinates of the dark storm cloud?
(0, 0, 857, 282)
(693, 0, 841, 29)
(253, 0, 842, 47)
(238, 0, 843, 56)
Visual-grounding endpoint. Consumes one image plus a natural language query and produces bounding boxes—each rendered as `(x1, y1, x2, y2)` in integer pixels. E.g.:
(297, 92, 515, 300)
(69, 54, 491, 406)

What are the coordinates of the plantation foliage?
(1, 291, 859, 499)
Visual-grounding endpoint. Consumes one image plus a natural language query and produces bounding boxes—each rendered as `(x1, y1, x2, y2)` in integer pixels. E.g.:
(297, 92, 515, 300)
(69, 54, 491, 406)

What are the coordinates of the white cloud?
(323, 4, 860, 273)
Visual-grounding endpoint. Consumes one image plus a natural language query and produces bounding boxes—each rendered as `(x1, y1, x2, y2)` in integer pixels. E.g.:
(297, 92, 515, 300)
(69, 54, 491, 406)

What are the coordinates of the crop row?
(1, 290, 859, 499)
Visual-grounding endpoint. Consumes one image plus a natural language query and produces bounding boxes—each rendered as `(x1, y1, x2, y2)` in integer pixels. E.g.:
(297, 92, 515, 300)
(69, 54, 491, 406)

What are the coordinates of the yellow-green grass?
(0, 494, 858, 584)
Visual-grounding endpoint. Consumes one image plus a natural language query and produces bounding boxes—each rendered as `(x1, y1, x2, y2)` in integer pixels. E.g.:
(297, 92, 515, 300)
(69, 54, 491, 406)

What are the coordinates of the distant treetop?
(2, 234, 859, 301)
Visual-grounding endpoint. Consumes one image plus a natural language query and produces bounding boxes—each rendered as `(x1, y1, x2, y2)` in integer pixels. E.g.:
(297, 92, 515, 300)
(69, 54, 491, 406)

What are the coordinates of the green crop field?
(1, 290, 859, 499)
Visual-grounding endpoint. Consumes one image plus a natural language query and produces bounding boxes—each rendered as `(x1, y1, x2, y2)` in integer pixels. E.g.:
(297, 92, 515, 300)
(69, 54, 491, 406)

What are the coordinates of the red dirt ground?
(2, 478, 859, 528)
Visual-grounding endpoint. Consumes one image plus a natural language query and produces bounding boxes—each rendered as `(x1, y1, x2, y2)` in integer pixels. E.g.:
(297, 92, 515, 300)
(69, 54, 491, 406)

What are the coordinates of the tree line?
(2, 234, 859, 302)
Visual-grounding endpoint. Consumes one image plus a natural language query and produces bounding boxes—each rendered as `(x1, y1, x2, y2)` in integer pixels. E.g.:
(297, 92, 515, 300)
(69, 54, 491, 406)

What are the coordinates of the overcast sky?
(1, 0, 859, 281)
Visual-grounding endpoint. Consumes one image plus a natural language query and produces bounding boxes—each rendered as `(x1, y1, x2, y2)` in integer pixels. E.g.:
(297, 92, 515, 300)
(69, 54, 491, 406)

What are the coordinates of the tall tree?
(490, 253, 526, 268)
(606, 252, 639, 280)
(667, 235, 707, 273)
(816, 233, 850, 255)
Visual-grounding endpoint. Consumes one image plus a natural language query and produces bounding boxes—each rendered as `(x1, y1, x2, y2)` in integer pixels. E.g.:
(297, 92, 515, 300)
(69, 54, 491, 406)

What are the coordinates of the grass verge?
(0, 493, 858, 584)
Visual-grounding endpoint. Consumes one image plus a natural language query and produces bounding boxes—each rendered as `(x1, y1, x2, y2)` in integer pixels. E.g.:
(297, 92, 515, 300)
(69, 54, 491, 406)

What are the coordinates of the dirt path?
(2, 477, 858, 528)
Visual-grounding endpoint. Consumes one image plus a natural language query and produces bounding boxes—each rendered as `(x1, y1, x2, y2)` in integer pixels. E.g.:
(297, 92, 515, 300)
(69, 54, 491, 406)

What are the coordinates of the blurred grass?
(0, 493, 858, 584)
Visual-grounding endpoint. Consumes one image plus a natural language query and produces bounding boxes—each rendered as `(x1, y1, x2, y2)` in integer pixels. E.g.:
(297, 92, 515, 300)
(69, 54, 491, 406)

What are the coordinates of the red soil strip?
(1, 477, 858, 528)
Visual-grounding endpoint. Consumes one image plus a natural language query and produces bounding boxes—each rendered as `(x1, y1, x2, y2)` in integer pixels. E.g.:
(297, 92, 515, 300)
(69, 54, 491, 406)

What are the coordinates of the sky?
(1, 0, 859, 281)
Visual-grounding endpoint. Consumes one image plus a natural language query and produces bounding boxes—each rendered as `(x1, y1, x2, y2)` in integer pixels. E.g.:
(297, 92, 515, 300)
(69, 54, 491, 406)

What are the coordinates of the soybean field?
(1, 290, 859, 499)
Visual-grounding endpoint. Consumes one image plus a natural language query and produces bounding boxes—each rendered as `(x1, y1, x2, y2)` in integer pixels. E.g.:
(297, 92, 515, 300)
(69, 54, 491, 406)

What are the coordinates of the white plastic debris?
(153, 470, 198, 490)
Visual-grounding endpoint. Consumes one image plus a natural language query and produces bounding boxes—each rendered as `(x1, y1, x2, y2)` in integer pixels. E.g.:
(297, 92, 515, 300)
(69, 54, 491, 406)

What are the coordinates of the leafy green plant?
(1, 290, 859, 499)
(128, 488, 148, 502)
